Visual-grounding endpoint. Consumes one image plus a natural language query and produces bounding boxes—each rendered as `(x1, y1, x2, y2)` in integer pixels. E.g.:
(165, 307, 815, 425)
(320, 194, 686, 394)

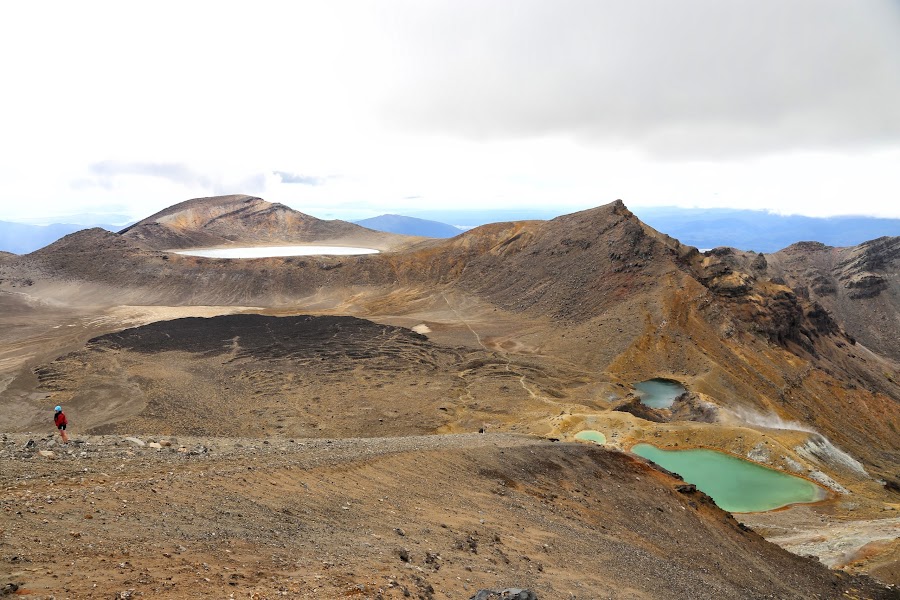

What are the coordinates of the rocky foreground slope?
(2, 432, 894, 599)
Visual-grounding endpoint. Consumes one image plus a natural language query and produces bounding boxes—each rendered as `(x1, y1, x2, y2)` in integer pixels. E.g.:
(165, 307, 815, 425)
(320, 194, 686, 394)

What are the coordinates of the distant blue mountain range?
(353, 214, 463, 238)
(0, 221, 116, 255)
(629, 207, 900, 252)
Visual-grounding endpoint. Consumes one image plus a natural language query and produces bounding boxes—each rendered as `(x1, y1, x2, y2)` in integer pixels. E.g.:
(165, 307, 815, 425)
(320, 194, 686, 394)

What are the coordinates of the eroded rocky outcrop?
(768, 236, 899, 360)
(677, 246, 848, 352)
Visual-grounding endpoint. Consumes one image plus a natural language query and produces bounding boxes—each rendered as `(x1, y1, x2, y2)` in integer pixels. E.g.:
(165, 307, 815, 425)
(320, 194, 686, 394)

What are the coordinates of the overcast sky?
(2, 0, 899, 223)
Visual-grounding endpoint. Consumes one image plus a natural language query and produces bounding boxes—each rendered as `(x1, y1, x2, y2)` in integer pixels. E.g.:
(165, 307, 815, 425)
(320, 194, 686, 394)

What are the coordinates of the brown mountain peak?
(118, 194, 411, 251)
(120, 195, 316, 236)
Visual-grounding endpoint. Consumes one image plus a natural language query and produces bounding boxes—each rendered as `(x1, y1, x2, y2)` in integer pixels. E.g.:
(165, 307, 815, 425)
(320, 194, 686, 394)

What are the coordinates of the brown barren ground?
(2, 433, 894, 600)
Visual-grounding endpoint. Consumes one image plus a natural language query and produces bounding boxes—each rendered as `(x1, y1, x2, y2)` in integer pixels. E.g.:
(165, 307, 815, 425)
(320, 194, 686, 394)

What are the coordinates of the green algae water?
(574, 430, 606, 444)
(634, 379, 685, 409)
(631, 444, 826, 512)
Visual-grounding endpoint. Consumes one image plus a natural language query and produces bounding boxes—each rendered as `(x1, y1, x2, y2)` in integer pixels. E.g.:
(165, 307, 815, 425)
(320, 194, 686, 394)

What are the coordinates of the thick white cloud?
(0, 1, 898, 221)
(374, 0, 900, 156)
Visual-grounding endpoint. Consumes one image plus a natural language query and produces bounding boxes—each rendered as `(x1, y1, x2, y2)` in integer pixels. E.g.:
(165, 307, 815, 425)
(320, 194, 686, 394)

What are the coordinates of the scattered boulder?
(123, 437, 145, 447)
(188, 445, 209, 455)
(1, 583, 20, 596)
(470, 589, 538, 600)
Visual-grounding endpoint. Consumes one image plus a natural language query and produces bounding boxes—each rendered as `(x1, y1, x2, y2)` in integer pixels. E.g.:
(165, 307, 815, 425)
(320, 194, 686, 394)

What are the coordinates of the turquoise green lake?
(574, 430, 606, 444)
(634, 379, 685, 409)
(631, 444, 826, 512)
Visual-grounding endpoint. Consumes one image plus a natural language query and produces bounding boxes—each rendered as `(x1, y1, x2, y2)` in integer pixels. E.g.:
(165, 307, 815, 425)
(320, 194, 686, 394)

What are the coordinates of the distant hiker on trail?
(53, 405, 69, 444)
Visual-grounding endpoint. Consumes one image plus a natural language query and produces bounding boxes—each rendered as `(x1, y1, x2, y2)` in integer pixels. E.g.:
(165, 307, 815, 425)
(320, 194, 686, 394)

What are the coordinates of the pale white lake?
(172, 246, 380, 258)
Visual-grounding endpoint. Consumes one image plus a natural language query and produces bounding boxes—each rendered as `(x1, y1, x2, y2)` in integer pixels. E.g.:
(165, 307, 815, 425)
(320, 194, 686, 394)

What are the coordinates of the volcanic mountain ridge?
(1, 195, 899, 596)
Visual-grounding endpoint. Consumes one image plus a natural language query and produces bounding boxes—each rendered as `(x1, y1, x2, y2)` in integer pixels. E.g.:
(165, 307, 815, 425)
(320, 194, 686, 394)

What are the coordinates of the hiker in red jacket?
(53, 406, 69, 444)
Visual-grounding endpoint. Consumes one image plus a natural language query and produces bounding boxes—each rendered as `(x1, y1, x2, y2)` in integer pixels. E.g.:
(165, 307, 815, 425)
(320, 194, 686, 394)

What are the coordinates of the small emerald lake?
(632, 444, 826, 512)
(634, 379, 685, 409)
(574, 430, 606, 444)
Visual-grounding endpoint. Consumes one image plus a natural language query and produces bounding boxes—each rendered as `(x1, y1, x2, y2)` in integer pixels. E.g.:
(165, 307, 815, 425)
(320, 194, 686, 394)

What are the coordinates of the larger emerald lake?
(632, 444, 826, 512)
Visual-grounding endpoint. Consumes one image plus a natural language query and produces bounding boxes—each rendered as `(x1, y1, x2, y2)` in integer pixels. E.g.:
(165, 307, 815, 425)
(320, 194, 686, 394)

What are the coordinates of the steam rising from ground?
(725, 406, 868, 477)
(726, 406, 817, 433)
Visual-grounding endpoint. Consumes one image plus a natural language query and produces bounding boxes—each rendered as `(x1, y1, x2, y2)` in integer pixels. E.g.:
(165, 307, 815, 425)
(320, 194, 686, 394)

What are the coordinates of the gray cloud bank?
(274, 171, 326, 185)
(376, 0, 900, 157)
(82, 161, 266, 194)
(89, 161, 214, 188)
